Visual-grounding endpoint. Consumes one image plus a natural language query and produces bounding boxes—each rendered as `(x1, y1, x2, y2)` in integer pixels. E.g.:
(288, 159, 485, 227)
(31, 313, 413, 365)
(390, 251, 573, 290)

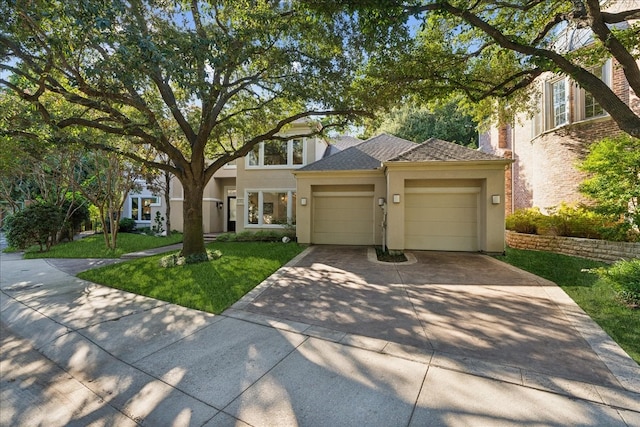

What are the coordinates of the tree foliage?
(579, 135, 640, 230)
(317, 1, 640, 135)
(0, 0, 369, 257)
(367, 99, 478, 146)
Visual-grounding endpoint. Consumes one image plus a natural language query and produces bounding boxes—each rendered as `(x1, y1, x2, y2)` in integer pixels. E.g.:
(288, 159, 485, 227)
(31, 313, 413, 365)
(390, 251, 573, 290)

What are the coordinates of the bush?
(542, 203, 606, 239)
(505, 208, 545, 234)
(5, 203, 65, 251)
(216, 230, 294, 242)
(592, 259, 640, 306)
(118, 217, 137, 233)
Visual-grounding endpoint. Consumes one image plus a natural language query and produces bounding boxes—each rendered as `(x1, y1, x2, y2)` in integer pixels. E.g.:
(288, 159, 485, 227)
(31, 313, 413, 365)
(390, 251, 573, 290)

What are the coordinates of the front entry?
(227, 196, 237, 232)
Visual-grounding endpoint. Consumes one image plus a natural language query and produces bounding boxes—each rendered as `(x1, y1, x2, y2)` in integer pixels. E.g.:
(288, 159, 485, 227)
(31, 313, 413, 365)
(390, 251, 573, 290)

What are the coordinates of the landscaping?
(495, 248, 640, 364)
(77, 241, 305, 314)
(21, 232, 183, 259)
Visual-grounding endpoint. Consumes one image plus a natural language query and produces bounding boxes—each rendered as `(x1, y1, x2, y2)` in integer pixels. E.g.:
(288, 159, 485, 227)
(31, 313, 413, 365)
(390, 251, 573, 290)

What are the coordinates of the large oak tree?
(1, 0, 367, 256)
(320, 0, 640, 136)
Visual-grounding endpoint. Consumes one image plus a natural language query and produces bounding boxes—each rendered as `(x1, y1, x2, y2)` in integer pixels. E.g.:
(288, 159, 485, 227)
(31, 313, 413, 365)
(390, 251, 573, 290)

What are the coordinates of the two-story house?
(480, 2, 640, 215)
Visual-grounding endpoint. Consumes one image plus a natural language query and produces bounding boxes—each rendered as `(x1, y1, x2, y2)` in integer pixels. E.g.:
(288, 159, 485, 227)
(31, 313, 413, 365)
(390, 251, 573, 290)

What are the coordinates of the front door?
(227, 196, 237, 232)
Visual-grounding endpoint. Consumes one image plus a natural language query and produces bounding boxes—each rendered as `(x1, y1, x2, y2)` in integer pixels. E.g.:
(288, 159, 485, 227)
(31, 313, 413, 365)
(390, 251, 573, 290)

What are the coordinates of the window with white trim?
(247, 139, 305, 168)
(246, 190, 296, 226)
(576, 60, 611, 121)
(549, 78, 568, 128)
(129, 196, 159, 222)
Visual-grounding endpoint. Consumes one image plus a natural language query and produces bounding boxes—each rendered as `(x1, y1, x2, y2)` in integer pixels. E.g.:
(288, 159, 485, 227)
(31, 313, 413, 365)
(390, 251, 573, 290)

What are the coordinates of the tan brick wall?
(506, 231, 640, 263)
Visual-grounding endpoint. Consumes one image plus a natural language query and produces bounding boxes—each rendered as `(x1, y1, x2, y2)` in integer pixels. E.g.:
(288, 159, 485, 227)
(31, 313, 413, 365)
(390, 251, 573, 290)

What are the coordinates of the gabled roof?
(387, 137, 504, 162)
(299, 133, 416, 171)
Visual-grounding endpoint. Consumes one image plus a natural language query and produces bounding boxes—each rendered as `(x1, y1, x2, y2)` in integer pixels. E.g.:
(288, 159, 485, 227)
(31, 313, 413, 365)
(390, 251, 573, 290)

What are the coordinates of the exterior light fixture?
(392, 194, 401, 204)
(492, 195, 501, 205)
(378, 197, 385, 206)
(300, 197, 308, 206)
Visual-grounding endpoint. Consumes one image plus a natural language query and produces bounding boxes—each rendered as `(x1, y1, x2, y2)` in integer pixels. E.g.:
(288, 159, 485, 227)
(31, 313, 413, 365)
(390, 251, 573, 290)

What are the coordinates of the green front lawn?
(23, 232, 183, 259)
(495, 248, 640, 364)
(77, 242, 305, 314)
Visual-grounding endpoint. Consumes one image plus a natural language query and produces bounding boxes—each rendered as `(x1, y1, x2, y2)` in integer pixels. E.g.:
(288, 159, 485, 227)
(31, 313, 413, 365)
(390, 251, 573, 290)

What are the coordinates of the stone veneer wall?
(506, 231, 640, 263)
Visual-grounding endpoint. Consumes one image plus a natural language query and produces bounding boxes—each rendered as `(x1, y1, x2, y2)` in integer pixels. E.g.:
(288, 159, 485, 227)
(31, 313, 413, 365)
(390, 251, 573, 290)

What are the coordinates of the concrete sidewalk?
(1, 249, 639, 426)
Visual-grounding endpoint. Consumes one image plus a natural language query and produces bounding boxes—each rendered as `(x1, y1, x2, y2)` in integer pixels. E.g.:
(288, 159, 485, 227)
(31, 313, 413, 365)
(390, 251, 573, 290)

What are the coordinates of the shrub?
(542, 203, 606, 239)
(217, 230, 293, 242)
(505, 208, 545, 234)
(591, 259, 640, 306)
(118, 217, 137, 233)
(5, 203, 65, 251)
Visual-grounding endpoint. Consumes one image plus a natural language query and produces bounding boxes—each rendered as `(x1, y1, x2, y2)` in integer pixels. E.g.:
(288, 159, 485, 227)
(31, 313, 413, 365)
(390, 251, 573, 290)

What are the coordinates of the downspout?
(381, 202, 387, 252)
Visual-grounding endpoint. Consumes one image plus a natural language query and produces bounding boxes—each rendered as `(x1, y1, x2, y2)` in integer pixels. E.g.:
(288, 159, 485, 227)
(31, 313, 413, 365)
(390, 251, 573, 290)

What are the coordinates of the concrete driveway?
(237, 246, 638, 389)
(2, 246, 640, 426)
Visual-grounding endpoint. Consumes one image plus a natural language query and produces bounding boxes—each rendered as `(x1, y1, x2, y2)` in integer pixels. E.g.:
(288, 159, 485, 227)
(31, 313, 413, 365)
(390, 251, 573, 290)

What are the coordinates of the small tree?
(579, 135, 640, 232)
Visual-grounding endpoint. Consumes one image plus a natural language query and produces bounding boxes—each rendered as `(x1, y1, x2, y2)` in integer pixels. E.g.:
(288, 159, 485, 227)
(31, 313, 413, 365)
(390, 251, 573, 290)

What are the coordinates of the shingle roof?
(388, 138, 504, 162)
(299, 133, 416, 171)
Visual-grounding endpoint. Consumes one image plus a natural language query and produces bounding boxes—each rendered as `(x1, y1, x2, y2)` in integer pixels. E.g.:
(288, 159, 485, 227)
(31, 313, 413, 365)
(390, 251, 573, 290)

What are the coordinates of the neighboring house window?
(246, 190, 296, 226)
(246, 139, 305, 168)
(577, 60, 611, 121)
(550, 78, 568, 128)
(130, 196, 158, 221)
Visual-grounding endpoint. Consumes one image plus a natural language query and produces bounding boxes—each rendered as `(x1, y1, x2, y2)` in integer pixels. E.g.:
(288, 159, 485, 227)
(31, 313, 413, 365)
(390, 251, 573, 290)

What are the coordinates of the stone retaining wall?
(505, 231, 640, 263)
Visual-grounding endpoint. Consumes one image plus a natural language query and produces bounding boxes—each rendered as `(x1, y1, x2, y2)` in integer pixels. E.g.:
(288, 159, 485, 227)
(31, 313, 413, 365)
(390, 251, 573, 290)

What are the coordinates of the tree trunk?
(181, 179, 206, 257)
(164, 171, 171, 236)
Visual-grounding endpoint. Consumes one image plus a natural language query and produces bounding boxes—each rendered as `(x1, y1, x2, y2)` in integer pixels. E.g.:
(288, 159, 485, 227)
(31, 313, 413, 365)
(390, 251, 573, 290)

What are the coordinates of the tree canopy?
(1, 0, 369, 256)
(319, 0, 640, 136)
(367, 99, 478, 146)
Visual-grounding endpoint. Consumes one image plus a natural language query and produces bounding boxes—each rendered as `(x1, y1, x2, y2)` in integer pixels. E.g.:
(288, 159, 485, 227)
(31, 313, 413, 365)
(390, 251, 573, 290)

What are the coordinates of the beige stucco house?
(167, 121, 510, 253)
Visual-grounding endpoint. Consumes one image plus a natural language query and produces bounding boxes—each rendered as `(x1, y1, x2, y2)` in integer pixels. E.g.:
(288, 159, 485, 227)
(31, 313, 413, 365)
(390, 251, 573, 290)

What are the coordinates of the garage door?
(405, 188, 480, 251)
(312, 191, 375, 245)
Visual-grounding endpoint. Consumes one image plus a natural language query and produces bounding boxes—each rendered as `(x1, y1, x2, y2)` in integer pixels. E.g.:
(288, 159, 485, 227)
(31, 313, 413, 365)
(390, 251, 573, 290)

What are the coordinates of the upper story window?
(550, 78, 568, 128)
(247, 139, 305, 168)
(532, 59, 612, 138)
(577, 60, 611, 121)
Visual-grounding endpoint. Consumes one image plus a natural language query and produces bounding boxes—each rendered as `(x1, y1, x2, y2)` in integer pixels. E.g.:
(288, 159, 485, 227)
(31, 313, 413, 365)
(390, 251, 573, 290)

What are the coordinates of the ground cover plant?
(77, 242, 305, 314)
(21, 232, 183, 259)
(495, 248, 640, 364)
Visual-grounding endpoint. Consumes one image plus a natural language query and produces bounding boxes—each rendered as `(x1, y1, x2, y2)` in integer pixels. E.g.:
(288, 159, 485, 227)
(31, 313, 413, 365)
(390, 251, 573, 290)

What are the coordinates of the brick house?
(480, 35, 640, 215)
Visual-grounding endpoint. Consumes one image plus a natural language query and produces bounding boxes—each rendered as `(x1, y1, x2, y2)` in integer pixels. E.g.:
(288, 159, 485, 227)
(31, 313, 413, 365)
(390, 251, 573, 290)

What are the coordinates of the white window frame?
(244, 189, 296, 228)
(245, 139, 306, 169)
(129, 196, 159, 222)
(575, 59, 611, 122)
(548, 77, 568, 129)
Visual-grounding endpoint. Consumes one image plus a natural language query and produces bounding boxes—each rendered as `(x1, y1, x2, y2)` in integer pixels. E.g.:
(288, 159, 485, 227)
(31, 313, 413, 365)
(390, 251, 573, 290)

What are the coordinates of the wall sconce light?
(392, 194, 401, 204)
(300, 197, 308, 206)
(492, 195, 501, 205)
(217, 201, 223, 210)
(377, 197, 385, 206)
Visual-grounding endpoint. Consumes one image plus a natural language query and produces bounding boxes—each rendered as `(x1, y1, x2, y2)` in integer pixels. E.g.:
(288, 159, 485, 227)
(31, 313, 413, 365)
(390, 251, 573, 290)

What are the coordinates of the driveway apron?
(243, 246, 624, 387)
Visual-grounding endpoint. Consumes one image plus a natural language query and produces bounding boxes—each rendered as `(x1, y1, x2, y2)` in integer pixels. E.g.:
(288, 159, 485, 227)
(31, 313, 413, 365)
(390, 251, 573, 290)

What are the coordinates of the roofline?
(383, 159, 513, 169)
(292, 169, 383, 177)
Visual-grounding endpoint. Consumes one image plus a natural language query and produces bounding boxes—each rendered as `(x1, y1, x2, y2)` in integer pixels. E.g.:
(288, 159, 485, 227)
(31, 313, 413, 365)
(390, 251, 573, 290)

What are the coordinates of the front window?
(246, 139, 306, 168)
(580, 60, 610, 121)
(130, 196, 158, 221)
(245, 190, 296, 226)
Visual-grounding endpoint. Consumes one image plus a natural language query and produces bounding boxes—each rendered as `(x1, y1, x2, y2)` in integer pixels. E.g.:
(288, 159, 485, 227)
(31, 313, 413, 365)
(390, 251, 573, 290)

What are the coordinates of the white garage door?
(312, 191, 375, 245)
(405, 188, 480, 251)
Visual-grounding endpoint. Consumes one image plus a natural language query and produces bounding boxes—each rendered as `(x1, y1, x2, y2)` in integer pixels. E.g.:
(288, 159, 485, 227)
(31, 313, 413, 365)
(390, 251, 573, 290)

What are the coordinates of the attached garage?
(404, 187, 480, 251)
(311, 186, 375, 245)
(294, 134, 510, 253)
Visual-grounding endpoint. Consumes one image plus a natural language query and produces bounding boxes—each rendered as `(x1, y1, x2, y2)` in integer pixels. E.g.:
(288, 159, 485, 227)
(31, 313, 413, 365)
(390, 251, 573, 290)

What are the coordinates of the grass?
(495, 248, 640, 364)
(22, 232, 183, 259)
(77, 242, 305, 314)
